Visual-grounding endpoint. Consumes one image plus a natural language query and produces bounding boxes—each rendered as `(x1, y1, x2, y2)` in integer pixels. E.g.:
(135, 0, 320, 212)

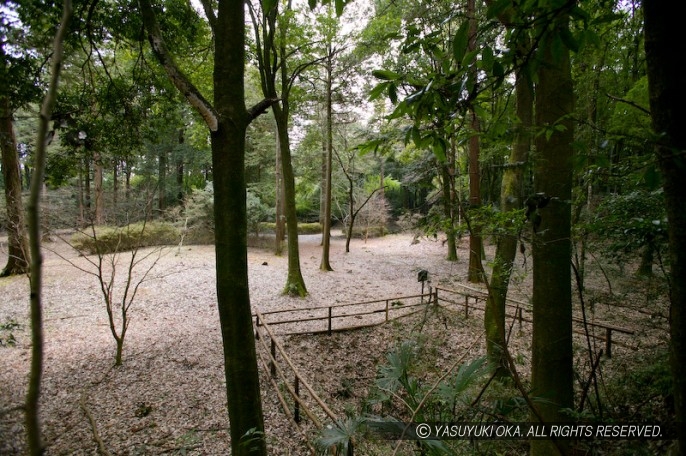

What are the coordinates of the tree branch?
(138, 0, 218, 131)
(606, 93, 651, 116)
(197, 0, 217, 33)
(247, 98, 280, 120)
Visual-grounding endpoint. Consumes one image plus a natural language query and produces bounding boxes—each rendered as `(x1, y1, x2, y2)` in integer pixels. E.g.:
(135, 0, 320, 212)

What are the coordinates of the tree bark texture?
(0, 96, 30, 276)
(484, 62, 533, 377)
(94, 151, 104, 224)
(320, 50, 334, 271)
(530, 10, 575, 456)
(466, 0, 483, 283)
(274, 133, 285, 255)
(25, 2, 71, 453)
(273, 103, 308, 295)
(643, 2, 686, 453)
(140, 0, 268, 453)
(440, 160, 458, 261)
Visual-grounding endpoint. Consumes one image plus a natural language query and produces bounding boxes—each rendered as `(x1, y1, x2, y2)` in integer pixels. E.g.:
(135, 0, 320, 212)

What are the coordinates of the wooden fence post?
(328, 307, 332, 336)
(270, 339, 277, 378)
(464, 295, 469, 318)
(605, 328, 612, 358)
(294, 376, 301, 423)
(385, 299, 389, 322)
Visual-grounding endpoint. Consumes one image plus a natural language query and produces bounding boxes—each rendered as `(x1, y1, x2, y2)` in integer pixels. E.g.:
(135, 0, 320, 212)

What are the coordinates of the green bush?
(172, 184, 273, 244)
(259, 221, 322, 235)
(351, 225, 386, 238)
(71, 221, 179, 254)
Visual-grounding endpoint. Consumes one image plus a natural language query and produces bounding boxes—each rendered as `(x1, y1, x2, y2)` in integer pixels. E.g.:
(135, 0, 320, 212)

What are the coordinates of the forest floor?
(0, 230, 672, 455)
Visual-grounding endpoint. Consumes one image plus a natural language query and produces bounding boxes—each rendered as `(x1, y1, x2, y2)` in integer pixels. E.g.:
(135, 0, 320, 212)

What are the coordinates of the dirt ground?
(0, 231, 670, 455)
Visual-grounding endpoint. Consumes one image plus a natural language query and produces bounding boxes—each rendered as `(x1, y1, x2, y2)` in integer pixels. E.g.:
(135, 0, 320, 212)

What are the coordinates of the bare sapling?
(58, 216, 169, 366)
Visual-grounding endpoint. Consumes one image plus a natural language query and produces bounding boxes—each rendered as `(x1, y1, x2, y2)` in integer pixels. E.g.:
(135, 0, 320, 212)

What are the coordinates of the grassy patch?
(71, 222, 180, 255)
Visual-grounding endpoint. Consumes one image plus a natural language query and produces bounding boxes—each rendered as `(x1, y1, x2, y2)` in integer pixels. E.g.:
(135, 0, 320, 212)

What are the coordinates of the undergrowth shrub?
(259, 222, 322, 235)
(71, 221, 179, 254)
(172, 184, 273, 244)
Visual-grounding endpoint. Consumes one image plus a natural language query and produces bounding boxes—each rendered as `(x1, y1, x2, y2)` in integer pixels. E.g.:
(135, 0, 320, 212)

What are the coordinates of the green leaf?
(372, 69, 401, 81)
(388, 83, 398, 104)
(569, 5, 590, 23)
(486, 0, 511, 19)
(432, 137, 447, 162)
(462, 49, 479, 67)
(550, 33, 566, 64)
(643, 165, 661, 190)
(481, 45, 494, 72)
(452, 22, 470, 66)
(368, 82, 389, 101)
(263, 0, 277, 13)
(560, 27, 579, 53)
(335, 0, 346, 16)
(492, 60, 505, 80)
(591, 12, 624, 25)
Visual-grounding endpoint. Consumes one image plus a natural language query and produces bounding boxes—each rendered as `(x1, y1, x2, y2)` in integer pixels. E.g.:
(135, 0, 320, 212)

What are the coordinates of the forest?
(1, 0, 684, 454)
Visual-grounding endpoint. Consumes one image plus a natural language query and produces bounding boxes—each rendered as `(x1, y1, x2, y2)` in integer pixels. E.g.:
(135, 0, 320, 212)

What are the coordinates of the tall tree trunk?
(273, 103, 308, 295)
(84, 154, 91, 214)
(139, 0, 272, 453)
(467, 108, 483, 282)
(177, 129, 185, 204)
(158, 146, 167, 211)
(124, 160, 131, 204)
(467, 0, 483, 283)
(643, 3, 686, 453)
(113, 160, 119, 209)
(249, 1, 307, 295)
(440, 159, 458, 261)
(484, 55, 533, 377)
(77, 167, 85, 226)
(0, 96, 30, 277)
(25, 3, 71, 452)
(319, 103, 327, 241)
(274, 132, 285, 255)
(211, 4, 269, 452)
(320, 49, 334, 272)
(530, 9, 575, 456)
(94, 151, 104, 224)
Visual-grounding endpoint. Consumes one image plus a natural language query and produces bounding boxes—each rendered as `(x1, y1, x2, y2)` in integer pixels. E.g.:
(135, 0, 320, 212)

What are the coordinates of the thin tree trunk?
(644, 2, 686, 453)
(177, 128, 184, 204)
(25, 3, 71, 453)
(94, 151, 104, 224)
(0, 95, 30, 276)
(320, 49, 334, 271)
(84, 154, 91, 213)
(113, 160, 118, 209)
(467, 0, 483, 283)
(274, 103, 307, 295)
(158, 146, 167, 211)
(125, 161, 131, 203)
(77, 167, 85, 227)
(319, 103, 327, 241)
(440, 160, 458, 261)
(274, 131, 285, 255)
(530, 9, 575, 456)
(484, 55, 533, 378)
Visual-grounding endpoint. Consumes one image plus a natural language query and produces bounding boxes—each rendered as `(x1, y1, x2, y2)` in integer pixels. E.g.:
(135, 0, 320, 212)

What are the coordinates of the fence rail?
(434, 285, 635, 357)
(254, 308, 339, 455)
(253, 283, 637, 453)
(254, 292, 435, 336)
